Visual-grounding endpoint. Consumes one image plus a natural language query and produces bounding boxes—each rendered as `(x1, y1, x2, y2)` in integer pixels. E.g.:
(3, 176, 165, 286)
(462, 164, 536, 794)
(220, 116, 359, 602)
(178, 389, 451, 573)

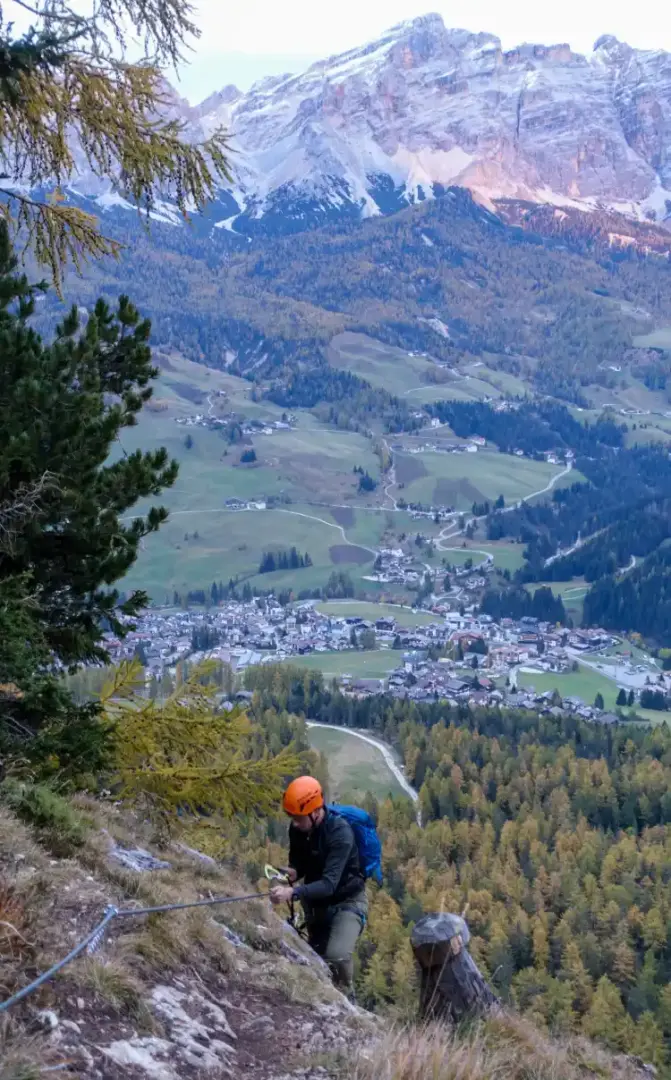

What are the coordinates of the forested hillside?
(248, 665, 671, 1070)
(424, 398, 671, 641)
(51, 187, 671, 415)
(583, 544, 671, 639)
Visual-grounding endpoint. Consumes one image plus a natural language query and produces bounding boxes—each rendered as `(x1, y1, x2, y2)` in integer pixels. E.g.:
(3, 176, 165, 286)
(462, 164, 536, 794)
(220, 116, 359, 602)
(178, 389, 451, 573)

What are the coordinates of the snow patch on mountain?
(62, 14, 671, 234)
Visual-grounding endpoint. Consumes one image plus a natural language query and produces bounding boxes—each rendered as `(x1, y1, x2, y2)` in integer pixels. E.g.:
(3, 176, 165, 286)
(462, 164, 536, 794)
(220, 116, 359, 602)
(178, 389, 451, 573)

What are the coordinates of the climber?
(269, 775, 367, 996)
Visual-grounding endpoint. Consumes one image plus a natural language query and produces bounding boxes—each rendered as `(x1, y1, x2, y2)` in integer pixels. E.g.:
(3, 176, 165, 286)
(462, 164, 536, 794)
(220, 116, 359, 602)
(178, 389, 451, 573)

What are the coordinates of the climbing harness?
(0, 890, 267, 1015)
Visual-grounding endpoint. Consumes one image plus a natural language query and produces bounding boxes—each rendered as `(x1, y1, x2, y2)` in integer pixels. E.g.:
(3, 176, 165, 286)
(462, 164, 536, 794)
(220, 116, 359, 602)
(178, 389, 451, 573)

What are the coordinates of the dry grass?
(121, 904, 237, 975)
(350, 1015, 651, 1080)
(0, 1043, 43, 1080)
(0, 782, 90, 857)
(0, 805, 48, 869)
(79, 958, 157, 1032)
(0, 881, 34, 964)
(256, 956, 341, 1006)
(0, 1022, 61, 1080)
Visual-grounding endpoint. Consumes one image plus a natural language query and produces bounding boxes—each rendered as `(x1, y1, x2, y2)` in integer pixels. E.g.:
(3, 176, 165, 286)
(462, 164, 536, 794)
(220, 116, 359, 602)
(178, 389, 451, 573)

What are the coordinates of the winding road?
(380, 438, 398, 511)
(434, 460, 574, 552)
(305, 721, 422, 825)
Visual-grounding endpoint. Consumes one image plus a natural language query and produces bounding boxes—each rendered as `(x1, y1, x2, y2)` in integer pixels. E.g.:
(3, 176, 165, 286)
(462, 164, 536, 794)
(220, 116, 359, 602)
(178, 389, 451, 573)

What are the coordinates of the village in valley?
(106, 354, 671, 728)
(104, 596, 666, 725)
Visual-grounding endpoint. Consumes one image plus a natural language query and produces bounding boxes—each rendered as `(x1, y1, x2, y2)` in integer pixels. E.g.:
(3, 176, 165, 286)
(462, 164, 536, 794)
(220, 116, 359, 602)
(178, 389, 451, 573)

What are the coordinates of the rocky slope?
(0, 794, 370, 1079)
(74, 14, 671, 235)
(0, 789, 660, 1080)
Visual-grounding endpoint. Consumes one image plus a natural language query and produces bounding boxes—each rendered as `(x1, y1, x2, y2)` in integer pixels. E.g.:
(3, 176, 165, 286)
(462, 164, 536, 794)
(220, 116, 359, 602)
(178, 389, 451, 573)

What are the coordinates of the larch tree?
(107, 659, 302, 847)
(0, 0, 231, 285)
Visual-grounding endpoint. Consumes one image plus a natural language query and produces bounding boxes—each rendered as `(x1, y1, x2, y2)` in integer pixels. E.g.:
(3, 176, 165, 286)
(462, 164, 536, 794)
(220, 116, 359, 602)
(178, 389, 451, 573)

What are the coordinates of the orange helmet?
(283, 776, 324, 816)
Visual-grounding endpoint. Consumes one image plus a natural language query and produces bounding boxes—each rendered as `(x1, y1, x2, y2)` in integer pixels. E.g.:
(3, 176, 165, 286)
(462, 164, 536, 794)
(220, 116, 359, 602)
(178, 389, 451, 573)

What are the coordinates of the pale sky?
(174, 0, 671, 102)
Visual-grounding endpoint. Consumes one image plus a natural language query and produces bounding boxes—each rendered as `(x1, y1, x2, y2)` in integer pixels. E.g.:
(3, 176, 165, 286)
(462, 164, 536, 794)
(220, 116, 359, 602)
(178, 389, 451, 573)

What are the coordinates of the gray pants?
(305, 892, 368, 991)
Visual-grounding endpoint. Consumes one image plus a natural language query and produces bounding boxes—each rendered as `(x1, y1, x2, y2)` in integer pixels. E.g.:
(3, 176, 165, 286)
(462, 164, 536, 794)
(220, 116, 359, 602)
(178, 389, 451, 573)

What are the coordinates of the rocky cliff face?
(79, 13, 671, 235)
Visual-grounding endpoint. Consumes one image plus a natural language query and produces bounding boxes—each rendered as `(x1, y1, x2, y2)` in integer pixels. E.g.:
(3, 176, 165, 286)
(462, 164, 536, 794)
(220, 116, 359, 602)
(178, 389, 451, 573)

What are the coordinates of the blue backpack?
(327, 803, 383, 885)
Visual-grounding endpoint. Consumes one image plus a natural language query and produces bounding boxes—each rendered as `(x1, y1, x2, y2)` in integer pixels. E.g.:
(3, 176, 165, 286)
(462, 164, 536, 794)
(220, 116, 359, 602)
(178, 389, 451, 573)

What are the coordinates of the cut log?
(411, 912, 500, 1023)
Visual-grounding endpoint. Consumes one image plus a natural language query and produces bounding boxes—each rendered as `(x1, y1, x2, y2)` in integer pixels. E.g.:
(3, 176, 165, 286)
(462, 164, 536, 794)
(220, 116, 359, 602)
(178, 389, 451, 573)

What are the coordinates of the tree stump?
(411, 913, 500, 1023)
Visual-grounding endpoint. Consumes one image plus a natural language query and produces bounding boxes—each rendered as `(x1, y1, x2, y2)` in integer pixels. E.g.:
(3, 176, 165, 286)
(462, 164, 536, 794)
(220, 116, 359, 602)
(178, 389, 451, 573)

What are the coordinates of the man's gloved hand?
(269, 884, 294, 906)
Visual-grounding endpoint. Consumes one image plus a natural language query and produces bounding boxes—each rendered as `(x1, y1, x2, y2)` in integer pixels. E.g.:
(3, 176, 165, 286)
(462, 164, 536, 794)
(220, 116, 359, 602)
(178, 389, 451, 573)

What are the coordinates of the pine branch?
(0, 191, 120, 291)
(0, 471, 59, 554)
(108, 661, 301, 827)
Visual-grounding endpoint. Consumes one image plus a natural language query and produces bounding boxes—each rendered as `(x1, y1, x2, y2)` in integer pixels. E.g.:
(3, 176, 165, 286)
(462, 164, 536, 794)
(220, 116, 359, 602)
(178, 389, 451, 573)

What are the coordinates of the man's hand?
(285, 867, 298, 884)
(269, 884, 294, 906)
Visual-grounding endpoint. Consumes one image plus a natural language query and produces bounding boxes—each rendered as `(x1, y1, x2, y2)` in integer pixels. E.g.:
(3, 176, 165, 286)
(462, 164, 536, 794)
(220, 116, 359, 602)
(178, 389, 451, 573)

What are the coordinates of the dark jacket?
(289, 809, 364, 910)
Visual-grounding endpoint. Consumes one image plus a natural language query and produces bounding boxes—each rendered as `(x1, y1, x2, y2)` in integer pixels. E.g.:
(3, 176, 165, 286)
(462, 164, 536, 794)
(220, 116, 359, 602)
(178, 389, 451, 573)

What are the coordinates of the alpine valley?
(36, 14, 671, 648)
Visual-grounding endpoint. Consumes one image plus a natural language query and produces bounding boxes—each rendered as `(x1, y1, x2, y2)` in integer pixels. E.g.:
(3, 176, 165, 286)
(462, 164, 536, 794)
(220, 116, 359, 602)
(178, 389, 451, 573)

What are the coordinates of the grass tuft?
(123, 906, 236, 975)
(0, 781, 89, 856)
(257, 959, 340, 1006)
(80, 958, 157, 1032)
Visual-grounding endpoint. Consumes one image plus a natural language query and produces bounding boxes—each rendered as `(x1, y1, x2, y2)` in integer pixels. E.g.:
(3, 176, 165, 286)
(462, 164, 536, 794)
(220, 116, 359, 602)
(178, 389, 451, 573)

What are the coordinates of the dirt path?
(273, 509, 378, 557)
(138, 505, 376, 558)
(305, 721, 422, 825)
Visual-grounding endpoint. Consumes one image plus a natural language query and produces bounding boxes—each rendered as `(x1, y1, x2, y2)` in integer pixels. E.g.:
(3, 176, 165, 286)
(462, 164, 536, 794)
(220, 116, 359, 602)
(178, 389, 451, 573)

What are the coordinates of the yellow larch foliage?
(102, 659, 300, 830)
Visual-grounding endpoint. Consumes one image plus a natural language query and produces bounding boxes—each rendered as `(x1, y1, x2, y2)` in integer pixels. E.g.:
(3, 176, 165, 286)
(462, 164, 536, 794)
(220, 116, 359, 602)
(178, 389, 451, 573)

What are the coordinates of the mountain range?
(36, 13, 671, 429)
(73, 13, 671, 235)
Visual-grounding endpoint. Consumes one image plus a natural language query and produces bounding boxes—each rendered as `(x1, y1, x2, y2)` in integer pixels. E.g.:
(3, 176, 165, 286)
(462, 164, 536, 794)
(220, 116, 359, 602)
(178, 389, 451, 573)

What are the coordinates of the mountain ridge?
(68, 13, 671, 237)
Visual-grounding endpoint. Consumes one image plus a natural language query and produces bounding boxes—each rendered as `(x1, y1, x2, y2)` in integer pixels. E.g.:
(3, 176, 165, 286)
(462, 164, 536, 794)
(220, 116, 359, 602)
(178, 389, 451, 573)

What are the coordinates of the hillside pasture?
(515, 662, 671, 726)
(123, 508, 374, 601)
(516, 664, 618, 709)
(633, 327, 671, 349)
(444, 541, 528, 573)
(283, 649, 398, 679)
(120, 353, 380, 511)
(328, 331, 450, 397)
(394, 449, 567, 509)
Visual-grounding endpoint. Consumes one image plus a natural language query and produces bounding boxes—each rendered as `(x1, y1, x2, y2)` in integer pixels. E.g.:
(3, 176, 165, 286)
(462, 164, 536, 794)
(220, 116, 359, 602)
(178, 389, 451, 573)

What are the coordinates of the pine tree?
(0, 228, 177, 752)
(610, 940, 636, 989)
(582, 976, 629, 1051)
(630, 1012, 667, 1071)
(616, 688, 627, 707)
